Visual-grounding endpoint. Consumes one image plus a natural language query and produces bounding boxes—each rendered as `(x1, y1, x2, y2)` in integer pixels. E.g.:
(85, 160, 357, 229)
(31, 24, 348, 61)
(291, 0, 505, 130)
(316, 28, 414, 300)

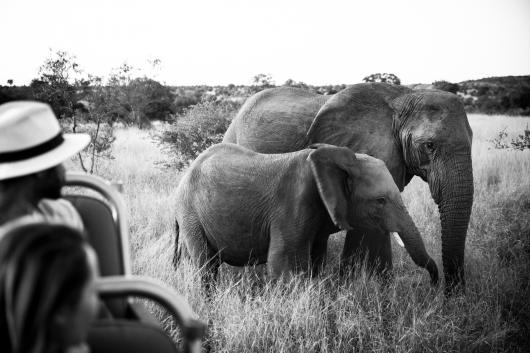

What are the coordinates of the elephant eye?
(376, 197, 386, 205)
(424, 142, 435, 153)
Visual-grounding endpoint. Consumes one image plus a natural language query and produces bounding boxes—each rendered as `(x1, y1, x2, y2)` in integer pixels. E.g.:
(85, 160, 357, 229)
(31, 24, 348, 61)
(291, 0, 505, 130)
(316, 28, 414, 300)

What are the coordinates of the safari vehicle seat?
(64, 172, 130, 276)
(65, 173, 207, 352)
(64, 172, 132, 317)
(90, 276, 206, 353)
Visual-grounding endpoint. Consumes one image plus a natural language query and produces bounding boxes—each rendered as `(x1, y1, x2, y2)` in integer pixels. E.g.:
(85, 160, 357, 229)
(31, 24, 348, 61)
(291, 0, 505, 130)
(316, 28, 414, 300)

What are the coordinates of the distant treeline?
(2, 75, 529, 120)
(0, 80, 348, 124)
(458, 76, 530, 116)
(410, 76, 530, 116)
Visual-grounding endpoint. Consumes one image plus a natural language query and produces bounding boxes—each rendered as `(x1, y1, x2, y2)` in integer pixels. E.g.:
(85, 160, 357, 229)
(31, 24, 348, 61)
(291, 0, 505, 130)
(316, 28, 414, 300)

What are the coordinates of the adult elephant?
(223, 83, 473, 293)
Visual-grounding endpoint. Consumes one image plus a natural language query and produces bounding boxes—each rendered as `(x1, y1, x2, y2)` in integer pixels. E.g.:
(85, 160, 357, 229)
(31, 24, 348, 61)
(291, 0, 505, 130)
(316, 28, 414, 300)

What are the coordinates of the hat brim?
(0, 133, 90, 180)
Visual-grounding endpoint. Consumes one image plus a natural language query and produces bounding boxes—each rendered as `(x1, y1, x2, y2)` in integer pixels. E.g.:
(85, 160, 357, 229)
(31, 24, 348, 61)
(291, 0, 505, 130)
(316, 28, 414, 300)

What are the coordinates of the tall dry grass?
(79, 113, 530, 352)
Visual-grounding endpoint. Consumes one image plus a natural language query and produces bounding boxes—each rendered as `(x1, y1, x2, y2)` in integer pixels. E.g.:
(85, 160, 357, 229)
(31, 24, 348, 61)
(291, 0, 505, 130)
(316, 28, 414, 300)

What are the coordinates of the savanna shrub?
(157, 99, 240, 169)
(490, 125, 530, 150)
(512, 125, 530, 150)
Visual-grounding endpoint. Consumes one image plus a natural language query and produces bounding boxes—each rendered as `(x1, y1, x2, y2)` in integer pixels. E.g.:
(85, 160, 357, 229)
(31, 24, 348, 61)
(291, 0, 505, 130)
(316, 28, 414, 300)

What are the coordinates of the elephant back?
(225, 87, 330, 154)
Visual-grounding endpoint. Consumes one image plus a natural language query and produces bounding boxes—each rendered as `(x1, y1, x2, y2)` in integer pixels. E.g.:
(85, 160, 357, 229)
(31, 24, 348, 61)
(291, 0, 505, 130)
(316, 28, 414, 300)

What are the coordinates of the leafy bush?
(157, 100, 240, 169)
(511, 126, 530, 150)
(490, 125, 530, 150)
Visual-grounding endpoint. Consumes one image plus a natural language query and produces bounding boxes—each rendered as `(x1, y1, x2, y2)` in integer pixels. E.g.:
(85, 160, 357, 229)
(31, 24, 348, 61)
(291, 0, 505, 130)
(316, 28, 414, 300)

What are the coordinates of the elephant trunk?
(431, 154, 474, 294)
(396, 210, 439, 286)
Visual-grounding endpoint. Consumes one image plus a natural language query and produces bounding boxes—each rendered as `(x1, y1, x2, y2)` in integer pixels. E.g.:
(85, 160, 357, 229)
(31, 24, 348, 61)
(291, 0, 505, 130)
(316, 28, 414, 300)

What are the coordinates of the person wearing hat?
(0, 101, 90, 231)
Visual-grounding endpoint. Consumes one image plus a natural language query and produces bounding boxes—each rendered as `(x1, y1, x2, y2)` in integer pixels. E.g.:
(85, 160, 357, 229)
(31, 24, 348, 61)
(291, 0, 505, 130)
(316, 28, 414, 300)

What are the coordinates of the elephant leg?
(340, 228, 363, 275)
(310, 235, 329, 277)
(267, 238, 311, 280)
(369, 229, 393, 279)
(341, 229, 392, 278)
(182, 223, 221, 293)
(267, 246, 289, 280)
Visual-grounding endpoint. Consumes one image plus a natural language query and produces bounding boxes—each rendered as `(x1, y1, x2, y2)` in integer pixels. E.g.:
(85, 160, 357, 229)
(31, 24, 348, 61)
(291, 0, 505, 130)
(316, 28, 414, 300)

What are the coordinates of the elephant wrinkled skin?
(174, 143, 438, 287)
(223, 83, 473, 293)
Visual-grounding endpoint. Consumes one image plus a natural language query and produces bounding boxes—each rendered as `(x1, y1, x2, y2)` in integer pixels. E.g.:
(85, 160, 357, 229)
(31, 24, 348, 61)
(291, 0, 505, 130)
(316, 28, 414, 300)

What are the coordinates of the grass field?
(78, 114, 530, 352)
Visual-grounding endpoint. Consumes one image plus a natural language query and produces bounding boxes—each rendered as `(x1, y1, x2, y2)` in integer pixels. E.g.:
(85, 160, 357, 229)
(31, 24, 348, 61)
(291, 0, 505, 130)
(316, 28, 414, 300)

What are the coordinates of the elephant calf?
(174, 143, 438, 286)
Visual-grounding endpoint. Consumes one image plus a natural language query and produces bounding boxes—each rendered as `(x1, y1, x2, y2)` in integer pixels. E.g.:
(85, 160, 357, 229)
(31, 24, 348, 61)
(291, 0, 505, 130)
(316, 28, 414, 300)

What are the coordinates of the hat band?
(0, 133, 65, 163)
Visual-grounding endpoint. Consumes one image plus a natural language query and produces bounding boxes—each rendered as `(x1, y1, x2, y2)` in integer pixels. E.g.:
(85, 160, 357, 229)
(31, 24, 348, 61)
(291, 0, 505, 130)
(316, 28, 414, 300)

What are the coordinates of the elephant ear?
(306, 83, 409, 150)
(307, 145, 359, 230)
(389, 93, 424, 131)
(389, 93, 428, 167)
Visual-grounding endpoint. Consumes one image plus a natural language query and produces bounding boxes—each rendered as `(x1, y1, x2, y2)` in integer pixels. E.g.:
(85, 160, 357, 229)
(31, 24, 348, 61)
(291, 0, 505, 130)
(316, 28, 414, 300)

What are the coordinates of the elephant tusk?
(391, 232, 405, 247)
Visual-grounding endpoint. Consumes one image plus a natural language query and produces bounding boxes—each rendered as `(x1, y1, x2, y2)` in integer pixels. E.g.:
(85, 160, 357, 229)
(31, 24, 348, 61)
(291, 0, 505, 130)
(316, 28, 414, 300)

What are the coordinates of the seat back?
(64, 173, 131, 316)
(66, 196, 124, 276)
(64, 172, 131, 275)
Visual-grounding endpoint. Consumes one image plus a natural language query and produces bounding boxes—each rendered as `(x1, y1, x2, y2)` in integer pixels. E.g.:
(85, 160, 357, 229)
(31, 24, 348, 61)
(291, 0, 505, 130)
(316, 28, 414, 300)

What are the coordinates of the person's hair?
(0, 166, 64, 225)
(0, 222, 92, 353)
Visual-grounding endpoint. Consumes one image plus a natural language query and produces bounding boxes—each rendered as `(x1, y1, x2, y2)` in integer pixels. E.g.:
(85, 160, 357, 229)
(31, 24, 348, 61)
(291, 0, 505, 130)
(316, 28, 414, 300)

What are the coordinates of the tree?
(7, 79, 13, 86)
(69, 75, 117, 174)
(104, 62, 175, 128)
(249, 73, 276, 94)
(123, 77, 175, 127)
(30, 50, 86, 119)
(283, 79, 309, 90)
(252, 73, 275, 87)
(30, 51, 122, 173)
(249, 73, 275, 94)
(29, 50, 116, 174)
(363, 73, 401, 85)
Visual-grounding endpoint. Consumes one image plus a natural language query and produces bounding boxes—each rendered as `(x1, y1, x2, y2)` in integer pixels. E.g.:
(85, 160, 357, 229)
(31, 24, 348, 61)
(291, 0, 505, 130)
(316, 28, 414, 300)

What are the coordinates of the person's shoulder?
(0, 214, 44, 241)
(37, 199, 85, 232)
(38, 198, 75, 213)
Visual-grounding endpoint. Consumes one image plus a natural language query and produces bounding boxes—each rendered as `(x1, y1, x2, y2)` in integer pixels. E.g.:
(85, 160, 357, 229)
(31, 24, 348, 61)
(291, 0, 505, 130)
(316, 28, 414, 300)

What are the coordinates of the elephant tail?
(173, 218, 182, 268)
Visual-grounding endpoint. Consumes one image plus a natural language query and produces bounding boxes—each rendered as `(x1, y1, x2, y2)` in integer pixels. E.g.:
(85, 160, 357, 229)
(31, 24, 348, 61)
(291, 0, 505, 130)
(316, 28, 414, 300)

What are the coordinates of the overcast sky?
(2, 0, 529, 86)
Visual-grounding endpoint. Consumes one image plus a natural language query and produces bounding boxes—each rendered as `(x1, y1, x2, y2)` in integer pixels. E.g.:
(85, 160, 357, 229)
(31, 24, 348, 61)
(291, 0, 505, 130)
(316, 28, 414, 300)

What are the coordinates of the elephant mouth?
(355, 221, 385, 235)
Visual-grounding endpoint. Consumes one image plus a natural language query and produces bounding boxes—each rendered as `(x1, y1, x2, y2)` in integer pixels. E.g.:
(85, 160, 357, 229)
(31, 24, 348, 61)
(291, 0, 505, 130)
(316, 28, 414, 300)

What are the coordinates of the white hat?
(0, 101, 90, 180)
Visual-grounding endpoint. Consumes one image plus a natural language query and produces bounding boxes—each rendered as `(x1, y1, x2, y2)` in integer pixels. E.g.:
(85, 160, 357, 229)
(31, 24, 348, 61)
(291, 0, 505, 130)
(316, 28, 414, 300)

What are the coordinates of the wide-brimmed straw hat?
(0, 101, 90, 181)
